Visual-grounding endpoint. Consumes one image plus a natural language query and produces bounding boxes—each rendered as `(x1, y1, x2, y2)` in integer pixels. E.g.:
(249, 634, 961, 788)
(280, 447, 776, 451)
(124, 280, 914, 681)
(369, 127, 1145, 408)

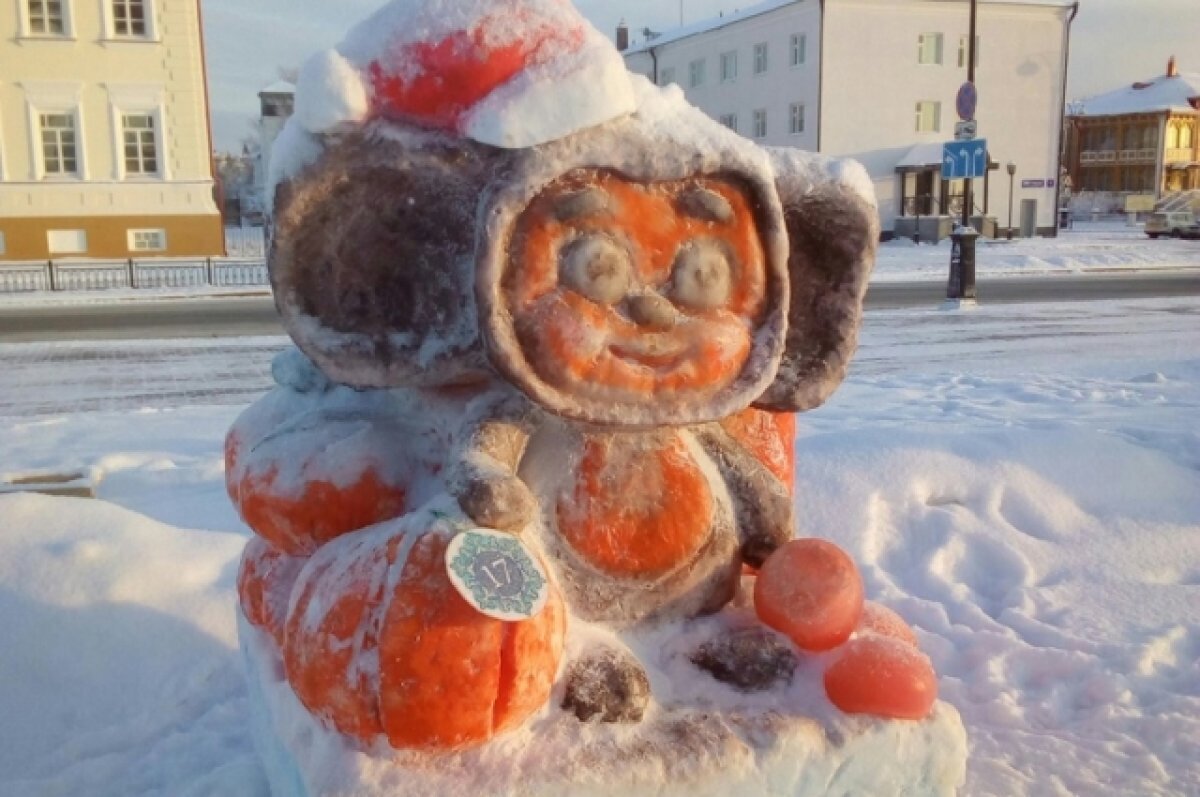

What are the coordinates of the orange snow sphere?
(857, 601, 919, 647)
(824, 636, 938, 720)
(285, 529, 566, 751)
(237, 536, 305, 647)
(753, 538, 864, 651)
(235, 466, 408, 556)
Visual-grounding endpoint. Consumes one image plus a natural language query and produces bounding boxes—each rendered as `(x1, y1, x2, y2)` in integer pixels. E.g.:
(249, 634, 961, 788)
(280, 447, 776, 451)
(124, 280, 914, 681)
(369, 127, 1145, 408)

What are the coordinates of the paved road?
(1, 271, 1198, 343)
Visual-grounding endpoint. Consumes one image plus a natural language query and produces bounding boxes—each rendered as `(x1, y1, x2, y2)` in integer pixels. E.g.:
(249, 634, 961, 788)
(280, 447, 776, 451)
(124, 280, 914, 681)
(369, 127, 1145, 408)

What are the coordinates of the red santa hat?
(293, 0, 637, 149)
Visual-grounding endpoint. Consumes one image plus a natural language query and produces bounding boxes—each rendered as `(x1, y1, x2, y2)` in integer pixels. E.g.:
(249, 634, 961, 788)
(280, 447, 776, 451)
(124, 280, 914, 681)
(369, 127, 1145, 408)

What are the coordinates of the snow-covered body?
(224, 0, 966, 793)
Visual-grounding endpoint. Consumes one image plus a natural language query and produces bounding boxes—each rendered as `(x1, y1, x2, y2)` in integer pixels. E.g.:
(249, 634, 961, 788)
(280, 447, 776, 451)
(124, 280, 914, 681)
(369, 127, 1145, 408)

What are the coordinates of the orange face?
(504, 170, 769, 408)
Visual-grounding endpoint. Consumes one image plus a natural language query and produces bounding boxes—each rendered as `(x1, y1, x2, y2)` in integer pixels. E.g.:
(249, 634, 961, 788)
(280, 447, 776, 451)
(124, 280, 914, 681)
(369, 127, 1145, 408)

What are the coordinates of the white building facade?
(624, 0, 1077, 238)
(0, 0, 223, 260)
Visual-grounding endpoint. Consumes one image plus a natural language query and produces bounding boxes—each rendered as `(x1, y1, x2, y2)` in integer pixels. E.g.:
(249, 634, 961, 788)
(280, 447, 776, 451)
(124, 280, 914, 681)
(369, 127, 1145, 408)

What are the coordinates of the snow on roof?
(622, 0, 1075, 55)
(1073, 72, 1200, 117)
(896, 142, 946, 169)
(259, 81, 296, 96)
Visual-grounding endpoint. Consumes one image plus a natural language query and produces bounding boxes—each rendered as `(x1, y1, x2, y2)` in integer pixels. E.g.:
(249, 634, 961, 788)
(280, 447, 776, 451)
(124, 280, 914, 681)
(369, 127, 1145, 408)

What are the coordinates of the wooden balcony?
(1165, 148, 1196, 164)
(1080, 149, 1158, 166)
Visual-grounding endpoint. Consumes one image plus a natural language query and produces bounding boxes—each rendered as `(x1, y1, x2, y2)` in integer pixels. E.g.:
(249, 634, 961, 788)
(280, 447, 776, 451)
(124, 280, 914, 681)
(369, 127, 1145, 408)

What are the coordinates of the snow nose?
(626, 293, 677, 330)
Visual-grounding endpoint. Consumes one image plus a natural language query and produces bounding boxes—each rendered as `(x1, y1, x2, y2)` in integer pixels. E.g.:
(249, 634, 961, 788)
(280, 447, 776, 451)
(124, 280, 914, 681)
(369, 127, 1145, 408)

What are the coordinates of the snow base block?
(240, 611, 968, 797)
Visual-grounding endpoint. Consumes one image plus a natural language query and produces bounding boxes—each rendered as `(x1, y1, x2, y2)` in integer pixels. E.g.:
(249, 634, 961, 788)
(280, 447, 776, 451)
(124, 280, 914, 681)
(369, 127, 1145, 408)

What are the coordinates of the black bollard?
(947, 226, 978, 301)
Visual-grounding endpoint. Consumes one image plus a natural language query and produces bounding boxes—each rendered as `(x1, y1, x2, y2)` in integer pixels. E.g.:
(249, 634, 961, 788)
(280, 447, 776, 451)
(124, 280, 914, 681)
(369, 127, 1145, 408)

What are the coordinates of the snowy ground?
(874, 221, 1200, 282)
(0, 297, 1197, 797)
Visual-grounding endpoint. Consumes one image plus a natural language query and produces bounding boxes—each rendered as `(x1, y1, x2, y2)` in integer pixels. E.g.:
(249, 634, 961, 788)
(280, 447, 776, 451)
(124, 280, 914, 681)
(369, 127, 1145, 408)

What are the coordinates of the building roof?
(622, 0, 1076, 55)
(259, 80, 296, 96)
(1072, 71, 1200, 117)
(896, 142, 946, 169)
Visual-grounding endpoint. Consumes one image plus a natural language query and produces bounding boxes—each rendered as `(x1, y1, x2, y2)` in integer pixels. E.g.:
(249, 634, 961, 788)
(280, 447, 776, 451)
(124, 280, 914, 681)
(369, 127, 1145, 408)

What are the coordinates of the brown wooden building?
(1064, 57, 1199, 203)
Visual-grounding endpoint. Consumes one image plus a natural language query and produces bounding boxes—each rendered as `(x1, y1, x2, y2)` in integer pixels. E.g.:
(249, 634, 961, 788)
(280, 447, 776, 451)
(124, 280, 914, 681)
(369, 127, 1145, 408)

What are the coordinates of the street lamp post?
(1007, 162, 1017, 240)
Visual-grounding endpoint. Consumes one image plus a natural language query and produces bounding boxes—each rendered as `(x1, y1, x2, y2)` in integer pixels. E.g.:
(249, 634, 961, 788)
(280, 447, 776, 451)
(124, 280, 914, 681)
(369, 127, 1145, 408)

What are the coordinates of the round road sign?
(956, 82, 978, 121)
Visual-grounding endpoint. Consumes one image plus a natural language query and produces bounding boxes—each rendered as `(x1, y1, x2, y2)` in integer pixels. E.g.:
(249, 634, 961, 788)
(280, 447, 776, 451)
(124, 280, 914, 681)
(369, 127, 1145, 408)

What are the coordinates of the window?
(128, 228, 166, 251)
(720, 51, 738, 83)
(111, 0, 147, 36)
(915, 101, 941, 133)
(789, 103, 806, 135)
(918, 33, 943, 65)
(1182, 125, 1194, 149)
(660, 67, 676, 86)
(957, 35, 980, 69)
(0, 232, 6, 256)
(1166, 125, 1179, 149)
(122, 113, 158, 176)
(753, 43, 769, 75)
(753, 109, 767, 139)
(27, 0, 66, 35)
(48, 229, 87, 255)
(719, 113, 738, 132)
(790, 34, 807, 67)
(689, 59, 706, 88)
(40, 113, 79, 176)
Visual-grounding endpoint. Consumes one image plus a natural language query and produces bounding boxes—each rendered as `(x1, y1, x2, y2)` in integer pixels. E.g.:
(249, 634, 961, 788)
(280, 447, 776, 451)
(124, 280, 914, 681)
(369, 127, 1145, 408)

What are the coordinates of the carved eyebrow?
(554, 187, 612, 222)
(678, 188, 734, 224)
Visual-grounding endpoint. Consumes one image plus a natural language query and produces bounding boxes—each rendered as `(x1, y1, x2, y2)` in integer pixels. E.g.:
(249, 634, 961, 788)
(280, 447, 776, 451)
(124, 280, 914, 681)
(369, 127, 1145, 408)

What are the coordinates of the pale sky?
(201, 0, 1200, 152)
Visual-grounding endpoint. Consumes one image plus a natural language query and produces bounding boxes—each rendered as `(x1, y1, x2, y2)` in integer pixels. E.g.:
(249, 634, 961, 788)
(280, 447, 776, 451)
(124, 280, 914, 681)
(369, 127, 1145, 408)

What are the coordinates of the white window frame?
(790, 33, 807, 67)
(18, 0, 75, 38)
(753, 108, 767, 139)
(101, 0, 159, 41)
(753, 42, 769, 75)
(105, 83, 169, 180)
(48, 229, 88, 255)
(21, 82, 87, 180)
(789, 103, 806, 136)
(918, 33, 944, 66)
(719, 113, 738, 133)
(689, 58, 706, 88)
(127, 228, 167, 252)
(957, 35, 980, 69)
(0, 107, 7, 180)
(915, 100, 941, 133)
(660, 67, 676, 86)
(720, 50, 738, 83)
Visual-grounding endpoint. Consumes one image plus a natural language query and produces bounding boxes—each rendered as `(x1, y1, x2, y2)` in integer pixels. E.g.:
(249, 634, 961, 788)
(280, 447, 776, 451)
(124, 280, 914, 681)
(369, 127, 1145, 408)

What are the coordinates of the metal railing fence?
(0, 258, 269, 294)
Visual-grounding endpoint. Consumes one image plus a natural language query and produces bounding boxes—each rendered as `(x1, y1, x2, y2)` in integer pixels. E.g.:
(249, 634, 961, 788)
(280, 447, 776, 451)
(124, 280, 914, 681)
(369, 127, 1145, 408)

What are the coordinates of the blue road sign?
(942, 139, 989, 179)
(956, 81, 978, 121)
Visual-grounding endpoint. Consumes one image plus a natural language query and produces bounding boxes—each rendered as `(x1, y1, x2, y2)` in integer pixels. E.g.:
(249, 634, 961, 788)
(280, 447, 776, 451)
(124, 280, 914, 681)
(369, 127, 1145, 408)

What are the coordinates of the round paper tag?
(445, 529, 550, 622)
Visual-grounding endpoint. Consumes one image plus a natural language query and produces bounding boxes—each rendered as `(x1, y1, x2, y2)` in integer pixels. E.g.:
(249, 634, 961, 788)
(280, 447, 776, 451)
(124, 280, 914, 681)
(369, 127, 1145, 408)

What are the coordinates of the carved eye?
(670, 241, 733, 310)
(559, 235, 633, 306)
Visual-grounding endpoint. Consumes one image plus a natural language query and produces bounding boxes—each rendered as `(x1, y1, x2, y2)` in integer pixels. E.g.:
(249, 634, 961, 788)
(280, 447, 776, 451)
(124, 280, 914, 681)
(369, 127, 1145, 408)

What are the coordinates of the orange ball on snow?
(824, 636, 938, 720)
(753, 538, 864, 652)
(857, 600, 919, 647)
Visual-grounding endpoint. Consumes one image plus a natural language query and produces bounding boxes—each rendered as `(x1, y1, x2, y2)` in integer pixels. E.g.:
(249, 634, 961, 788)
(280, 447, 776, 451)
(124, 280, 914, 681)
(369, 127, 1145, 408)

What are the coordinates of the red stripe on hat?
(369, 14, 584, 133)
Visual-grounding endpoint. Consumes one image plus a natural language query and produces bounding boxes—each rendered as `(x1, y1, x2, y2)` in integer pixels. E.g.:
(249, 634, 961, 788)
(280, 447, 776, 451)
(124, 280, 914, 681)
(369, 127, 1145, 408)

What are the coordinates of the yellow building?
(0, 0, 223, 261)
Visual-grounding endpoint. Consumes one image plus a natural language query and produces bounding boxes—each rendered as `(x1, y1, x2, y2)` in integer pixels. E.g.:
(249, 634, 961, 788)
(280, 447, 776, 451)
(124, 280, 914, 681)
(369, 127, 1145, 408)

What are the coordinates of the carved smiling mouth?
(608, 342, 688, 369)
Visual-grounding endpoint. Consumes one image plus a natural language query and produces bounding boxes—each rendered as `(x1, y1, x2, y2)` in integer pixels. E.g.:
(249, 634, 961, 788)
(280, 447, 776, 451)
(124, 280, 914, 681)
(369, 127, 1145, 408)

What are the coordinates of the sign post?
(946, 0, 980, 305)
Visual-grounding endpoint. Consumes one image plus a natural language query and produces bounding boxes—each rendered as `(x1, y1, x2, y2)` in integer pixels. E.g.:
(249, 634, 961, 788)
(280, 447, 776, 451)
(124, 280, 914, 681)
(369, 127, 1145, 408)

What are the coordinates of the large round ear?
(753, 149, 878, 412)
(270, 125, 512, 388)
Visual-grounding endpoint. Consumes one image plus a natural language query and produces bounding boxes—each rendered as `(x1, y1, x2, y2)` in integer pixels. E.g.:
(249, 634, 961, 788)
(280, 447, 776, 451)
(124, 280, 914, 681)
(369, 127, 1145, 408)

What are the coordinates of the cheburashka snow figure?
(229, 0, 967, 794)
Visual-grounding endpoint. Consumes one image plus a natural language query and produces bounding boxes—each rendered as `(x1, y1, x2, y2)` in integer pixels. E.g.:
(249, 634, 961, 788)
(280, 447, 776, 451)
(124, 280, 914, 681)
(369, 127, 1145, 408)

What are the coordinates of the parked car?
(1179, 222, 1200, 241)
(1145, 211, 1197, 238)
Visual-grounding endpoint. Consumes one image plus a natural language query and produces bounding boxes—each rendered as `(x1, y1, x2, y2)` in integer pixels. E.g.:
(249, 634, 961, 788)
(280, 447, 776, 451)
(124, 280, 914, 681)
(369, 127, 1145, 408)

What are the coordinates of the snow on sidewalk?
(0, 297, 1197, 796)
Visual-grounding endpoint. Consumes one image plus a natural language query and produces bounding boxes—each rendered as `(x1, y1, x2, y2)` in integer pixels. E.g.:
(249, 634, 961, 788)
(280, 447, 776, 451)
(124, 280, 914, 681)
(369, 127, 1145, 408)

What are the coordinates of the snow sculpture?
(229, 1, 968, 794)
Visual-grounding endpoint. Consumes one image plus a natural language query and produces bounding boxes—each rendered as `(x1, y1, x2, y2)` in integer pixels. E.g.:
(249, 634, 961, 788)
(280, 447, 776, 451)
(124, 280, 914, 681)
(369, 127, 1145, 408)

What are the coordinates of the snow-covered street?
(0, 296, 1197, 797)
